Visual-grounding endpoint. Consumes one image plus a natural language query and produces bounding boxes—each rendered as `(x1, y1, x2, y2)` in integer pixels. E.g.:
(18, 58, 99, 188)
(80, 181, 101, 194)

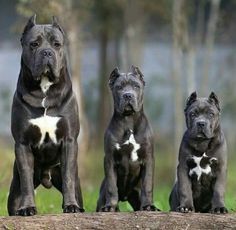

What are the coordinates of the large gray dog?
(169, 92, 228, 214)
(7, 15, 84, 216)
(96, 66, 159, 212)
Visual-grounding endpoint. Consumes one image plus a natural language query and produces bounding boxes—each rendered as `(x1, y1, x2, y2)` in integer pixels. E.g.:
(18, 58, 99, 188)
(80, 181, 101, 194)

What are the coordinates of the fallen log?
(1, 212, 236, 230)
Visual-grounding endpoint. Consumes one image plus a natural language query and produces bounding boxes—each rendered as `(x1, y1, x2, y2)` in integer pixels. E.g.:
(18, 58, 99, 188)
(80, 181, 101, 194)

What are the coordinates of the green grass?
(0, 184, 232, 215)
(0, 145, 236, 215)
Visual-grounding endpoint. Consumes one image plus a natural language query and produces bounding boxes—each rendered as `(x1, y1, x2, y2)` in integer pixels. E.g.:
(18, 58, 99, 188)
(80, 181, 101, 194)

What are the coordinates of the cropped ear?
(109, 67, 120, 88)
(208, 92, 220, 111)
(21, 14, 36, 45)
(52, 16, 65, 36)
(131, 65, 145, 86)
(185, 91, 197, 112)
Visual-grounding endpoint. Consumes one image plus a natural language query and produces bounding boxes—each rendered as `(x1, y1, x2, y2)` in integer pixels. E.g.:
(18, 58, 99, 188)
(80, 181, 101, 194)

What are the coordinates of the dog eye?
(30, 42, 39, 48)
(134, 84, 140, 89)
(116, 85, 122, 90)
(54, 42, 61, 48)
(209, 112, 214, 118)
(190, 112, 196, 118)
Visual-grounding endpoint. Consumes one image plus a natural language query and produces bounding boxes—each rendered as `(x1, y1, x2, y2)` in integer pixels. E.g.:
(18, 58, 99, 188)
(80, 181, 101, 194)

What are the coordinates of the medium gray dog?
(8, 15, 84, 216)
(96, 66, 159, 212)
(169, 92, 228, 214)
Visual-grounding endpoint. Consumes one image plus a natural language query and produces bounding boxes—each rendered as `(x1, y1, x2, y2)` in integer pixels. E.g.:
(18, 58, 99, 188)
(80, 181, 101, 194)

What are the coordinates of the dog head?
(20, 15, 65, 83)
(184, 92, 221, 139)
(109, 65, 145, 116)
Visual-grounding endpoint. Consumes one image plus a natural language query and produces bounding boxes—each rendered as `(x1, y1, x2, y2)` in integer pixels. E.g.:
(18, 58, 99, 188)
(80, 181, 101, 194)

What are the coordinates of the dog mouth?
(192, 129, 212, 140)
(196, 132, 208, 139)
(34, 64, 57, 82)
(122, 103, 135, 115)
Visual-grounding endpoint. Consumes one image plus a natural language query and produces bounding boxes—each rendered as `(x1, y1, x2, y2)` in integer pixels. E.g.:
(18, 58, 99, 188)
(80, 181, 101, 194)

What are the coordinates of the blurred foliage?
(16, 0, 62, 21)
(15, 0, 173, 38)
(0, 87, 11, 115)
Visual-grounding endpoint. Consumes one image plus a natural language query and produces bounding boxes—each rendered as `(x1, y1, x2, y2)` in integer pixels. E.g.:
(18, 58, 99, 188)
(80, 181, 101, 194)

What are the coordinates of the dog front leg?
(211, 160, 228, 214)
(177, 163, 194, 213)
(140, 153, 158, 211)
(102, 154, 118, 212)
(61, 139, 83, 213)
(15, 143, 36, 216)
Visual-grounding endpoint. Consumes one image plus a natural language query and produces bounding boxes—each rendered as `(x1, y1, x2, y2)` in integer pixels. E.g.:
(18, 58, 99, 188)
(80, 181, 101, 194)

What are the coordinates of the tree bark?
(68, 30, 89, 179)
(181, 2, 196, 96)
(122, 0, 144, 70)
(202, 0, 221, 95)
(97, 26, 111, 144)
(63, 0, 89, 178)
(1, 212, 236, 229)
(171, 0, 185, 155)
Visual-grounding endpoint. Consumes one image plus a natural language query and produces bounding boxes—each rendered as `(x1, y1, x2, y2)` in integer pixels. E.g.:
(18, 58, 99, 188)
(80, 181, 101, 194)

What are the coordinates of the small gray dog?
(96, 66, 159, 212)
(169, 92, 228, 214)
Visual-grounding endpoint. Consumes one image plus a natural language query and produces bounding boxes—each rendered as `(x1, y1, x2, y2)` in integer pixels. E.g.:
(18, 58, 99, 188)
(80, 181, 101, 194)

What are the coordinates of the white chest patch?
(122, 130, 140, 162)
(29, 115, 61, 146)
(30, 76, 59, 146)
(189, 153, 215, 181)
(40, 76, 53, 94)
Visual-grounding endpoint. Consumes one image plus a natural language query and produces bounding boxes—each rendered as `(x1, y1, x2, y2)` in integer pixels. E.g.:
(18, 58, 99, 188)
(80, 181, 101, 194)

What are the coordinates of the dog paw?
(63, 205, 85, 213)
(101, 205, 118, 212)
(16, 207, 37, 216)
(210, 207, 228, 214)
(177, 206, 194, 213)
(141, 205, 160, 211)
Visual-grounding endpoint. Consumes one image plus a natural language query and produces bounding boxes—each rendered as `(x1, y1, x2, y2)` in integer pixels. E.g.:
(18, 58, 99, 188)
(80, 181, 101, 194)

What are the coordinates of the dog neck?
(17, 60, 72, 109)
(113, 107, 145, 131)
(187, 126, 222, 154)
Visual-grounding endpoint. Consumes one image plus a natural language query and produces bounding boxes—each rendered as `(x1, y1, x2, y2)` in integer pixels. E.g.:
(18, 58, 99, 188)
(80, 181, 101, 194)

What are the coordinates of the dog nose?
(42, 49, 53, 57)
(197, 121, 206, 128)
(123, 93, 133, 100)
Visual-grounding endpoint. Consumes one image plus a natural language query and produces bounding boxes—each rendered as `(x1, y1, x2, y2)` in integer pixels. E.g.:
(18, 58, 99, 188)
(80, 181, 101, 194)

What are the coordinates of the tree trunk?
(1, 212, 236, 229)
(182, 2, 196, 96)
(97, 27, 111, 144)
(202, 0, 221, 95)
(185, 47, 196, 96)
(171, 0, 186, 155)
(122, 0, 144, 70)
(195, 0, 206, 45)
(63, 0, 89, 178)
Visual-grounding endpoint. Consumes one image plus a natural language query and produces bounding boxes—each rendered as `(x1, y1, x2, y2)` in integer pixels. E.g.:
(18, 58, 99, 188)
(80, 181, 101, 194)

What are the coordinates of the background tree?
(171, 0, 186, 154)
(202, 0, 221, 95)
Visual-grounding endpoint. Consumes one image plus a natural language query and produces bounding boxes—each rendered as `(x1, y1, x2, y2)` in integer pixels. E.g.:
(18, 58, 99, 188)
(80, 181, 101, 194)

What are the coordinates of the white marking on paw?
(123, 129, 140, 162)
(29, 115, 60, 145)
(40, 76, 53, 94)
(189, 153, 212, 180)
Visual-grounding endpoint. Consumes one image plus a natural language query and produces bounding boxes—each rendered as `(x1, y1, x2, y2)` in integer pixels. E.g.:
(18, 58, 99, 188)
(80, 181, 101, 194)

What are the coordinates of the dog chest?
(188, 153, 217, 181)
(114, 130, 141, 162)
(29, 115, 61, 146)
